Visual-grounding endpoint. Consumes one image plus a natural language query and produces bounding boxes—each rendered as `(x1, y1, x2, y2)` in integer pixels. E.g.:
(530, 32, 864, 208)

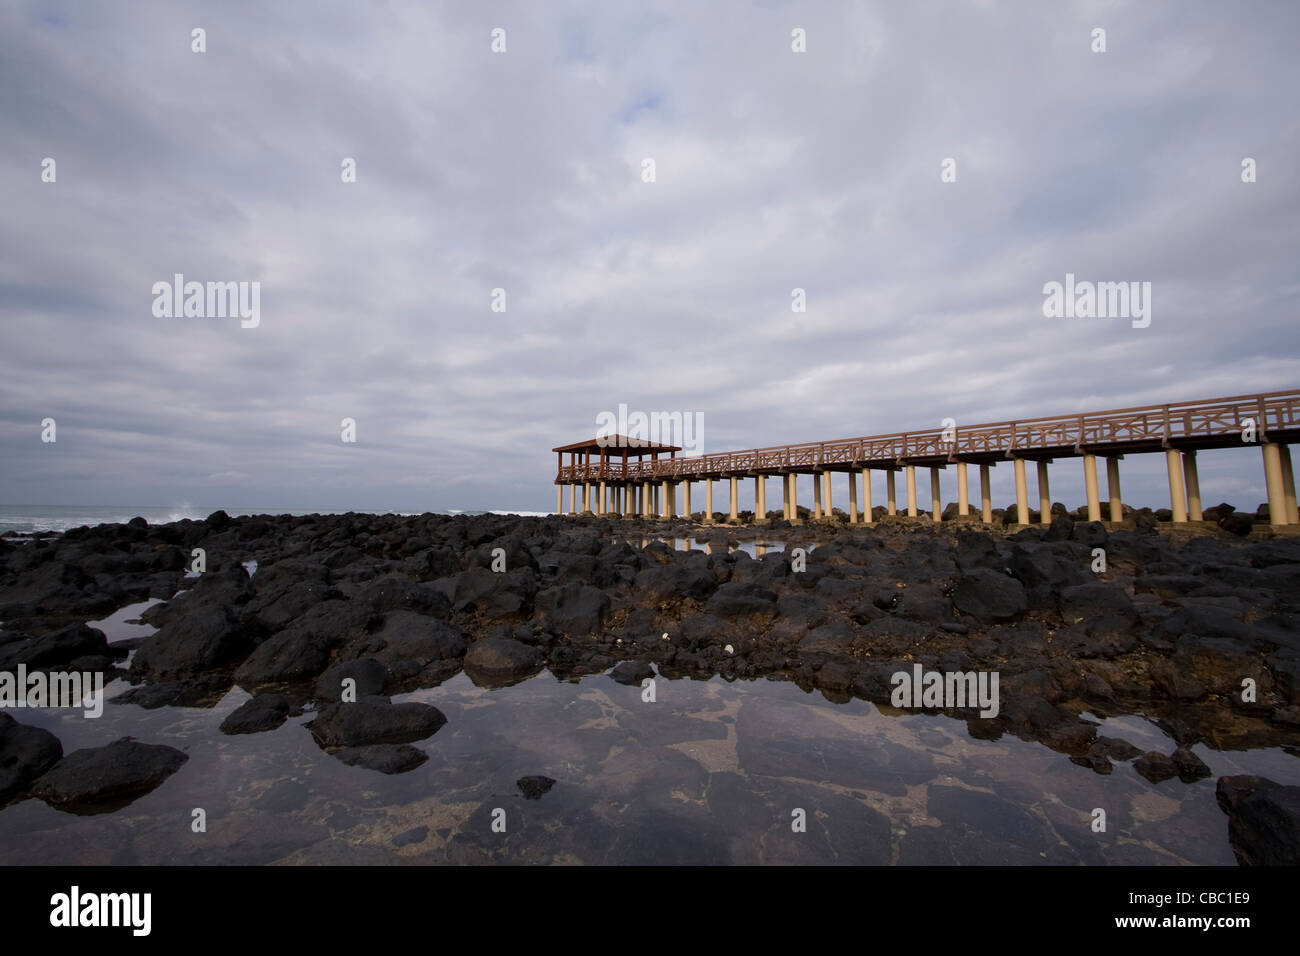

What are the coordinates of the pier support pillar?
(782, 474, 791, 520)
(930, 467, 942, 523)
(623, 484, 632, 518)
(957, 463, 969, 516)
(661, 480, 672, 519)
(728, 476, 739, 522)
(598, 480, 607, 516)
(788, 474, 800, 523)
(1282, 445, 1299, 524)
(906, 465, 918, 517)
(848, 469, 859, 523)
(1263, 443, 1288, 526)
(1013, 458, 1029, 526)
(1166, 449, 1188, 523)
(1037, 461, 1051, 524)
(755, 476, 767, 524)
(684, 481, 692, 520)
(1084, 455, 1102, 522)
(979, 465, 992, 523)
(813, 472, 823, 519)
(1106, 457, 1123, 523)
(886, 470, 897, 516)
(704, 480, 714, 523)
(1182, 451, 1202, 522)
(823, 471, 833, 518)
(862, 469, 873, 522)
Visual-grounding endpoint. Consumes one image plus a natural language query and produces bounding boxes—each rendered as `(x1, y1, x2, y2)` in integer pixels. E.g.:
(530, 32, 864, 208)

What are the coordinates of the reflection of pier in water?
(554, 388, 1300, 528)
(631, 537, 816, 558)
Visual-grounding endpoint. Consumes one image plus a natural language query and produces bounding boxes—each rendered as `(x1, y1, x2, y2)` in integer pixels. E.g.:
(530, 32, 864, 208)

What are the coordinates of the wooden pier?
(553, 388, 1300, 527)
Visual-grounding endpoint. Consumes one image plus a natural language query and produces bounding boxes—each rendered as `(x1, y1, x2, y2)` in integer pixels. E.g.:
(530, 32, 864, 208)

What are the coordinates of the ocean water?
(0, 506, 554, 535)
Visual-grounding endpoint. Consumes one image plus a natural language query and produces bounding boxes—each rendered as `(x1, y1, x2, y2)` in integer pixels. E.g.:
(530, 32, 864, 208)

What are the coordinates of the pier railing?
(556, 388, 1300, 483)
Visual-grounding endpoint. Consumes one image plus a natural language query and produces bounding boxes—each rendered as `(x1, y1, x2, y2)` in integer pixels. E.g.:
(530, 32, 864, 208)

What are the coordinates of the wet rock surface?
(1, 510, 1298, 862)
(29, 737, 188, 813)
(0, 713, 63, 801)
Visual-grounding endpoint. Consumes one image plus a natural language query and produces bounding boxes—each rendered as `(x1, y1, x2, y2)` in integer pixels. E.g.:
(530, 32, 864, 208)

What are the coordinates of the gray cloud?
(1, 0, 1298, 514)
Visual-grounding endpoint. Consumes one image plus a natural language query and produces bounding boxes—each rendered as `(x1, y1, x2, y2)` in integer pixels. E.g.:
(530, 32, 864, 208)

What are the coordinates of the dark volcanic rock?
(464, 636, 544, 685)
(517, 775, 556, 800)
(219, 693, 290, 734)
(0, 623, 110, 671)
(307, 696, 447, 749)
(610, 661, 655, 685)
(334, 744, 428, 774)
(1216, 775, 1300, 865)
(112, 675, 230, 709)
(1132, 751, 1179, 784)
(360, 610, 467, 663)
(31, 738, 188, 813)
(233, 626, 337, 688)
(705, 582, 779, 619)
(952, 568, 1027, 623)
(131, 605, 251, 681)
(315, 658, 387, 702)
(1171, 745, 1212, 782)
(0, 713, 63, 800)
(534, 584, 611, 636)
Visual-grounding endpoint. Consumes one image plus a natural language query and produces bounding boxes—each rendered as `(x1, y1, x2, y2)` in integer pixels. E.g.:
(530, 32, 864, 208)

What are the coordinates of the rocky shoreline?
(2, 506, 1299, 863)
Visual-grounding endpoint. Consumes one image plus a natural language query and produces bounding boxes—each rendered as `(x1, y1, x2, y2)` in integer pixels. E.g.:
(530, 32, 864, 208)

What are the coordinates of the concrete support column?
(848, 469, 859, 523)
(886, 470, 897, 516)
(1262, 443, 1288, 526)
(1182, 451, 1202, 522)
(957, 463, 969, 516)
(979, 465, 992, 523)
(1106, 457, 1123, 523)
(568, 483, 576, 515)
(1013, 459, 1029, 526)
(582, 482, 591, 515)
(598, 480, 607, 516)
(823, 471, 833, 518)
(1037, 461, 1051, 525)
(782, 474, 791, 520)
(755, 476, 767, 524)
(789, 474, 799, 522)
(704, 480, 714, 523)
(1166, 449, 1188, 523)
(652, 483, 660, 517)
(1083, 455, 1101, 522)
(906, 465, 918, 517)
(728, 476, 739, 522)
(930, 467, 942, 523)
(661, 480, 671, 519)
(683, 481, 692, 520)
(813, 473, 823, 519)
(623, 485, 632, 518)
(1282, 445, 1300, 524)
(862, 469, 874, 522)
(556, 485, 562, 515)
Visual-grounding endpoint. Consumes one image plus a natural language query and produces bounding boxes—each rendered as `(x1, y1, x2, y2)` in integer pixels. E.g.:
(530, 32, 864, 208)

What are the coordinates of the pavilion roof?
(552, 434, 682, 455)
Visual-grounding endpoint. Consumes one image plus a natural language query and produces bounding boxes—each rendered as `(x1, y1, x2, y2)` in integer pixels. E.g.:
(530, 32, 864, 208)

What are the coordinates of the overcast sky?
(2, 0, 1298, 515)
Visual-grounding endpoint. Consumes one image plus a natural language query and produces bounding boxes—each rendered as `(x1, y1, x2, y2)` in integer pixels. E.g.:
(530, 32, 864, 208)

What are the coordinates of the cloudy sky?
(2, 0, 1298, 515)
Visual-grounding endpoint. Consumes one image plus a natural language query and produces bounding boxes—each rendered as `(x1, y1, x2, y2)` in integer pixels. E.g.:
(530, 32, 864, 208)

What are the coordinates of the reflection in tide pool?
(2, 660, 1290, 865)
(87, 599, 163, 645)
(630, 538, 816, 557)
